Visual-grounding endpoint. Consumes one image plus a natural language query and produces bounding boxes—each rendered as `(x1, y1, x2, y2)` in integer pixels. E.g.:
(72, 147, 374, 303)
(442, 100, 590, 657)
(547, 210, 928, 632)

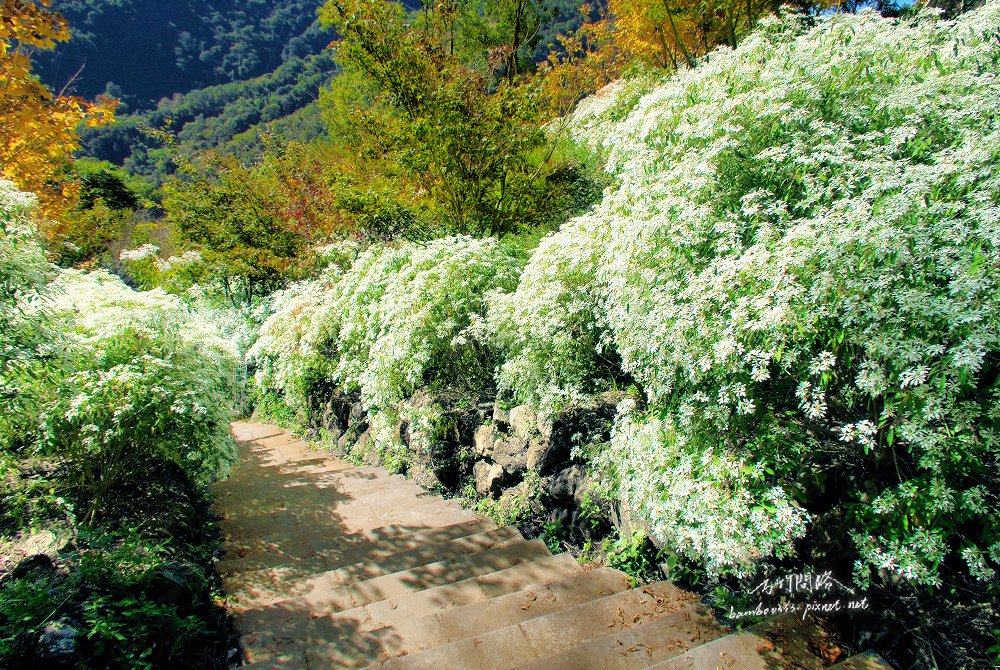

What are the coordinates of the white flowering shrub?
(487, 212, 610, 411)
(1, 183, 240, 520)
(33, 270, 240, 518)
(0, 181, 49, 365)
(118, 243, 209, 293)
(251, 236, 521, 416)
(495, 4, 1000, 584)
(0, 182, 54, 458)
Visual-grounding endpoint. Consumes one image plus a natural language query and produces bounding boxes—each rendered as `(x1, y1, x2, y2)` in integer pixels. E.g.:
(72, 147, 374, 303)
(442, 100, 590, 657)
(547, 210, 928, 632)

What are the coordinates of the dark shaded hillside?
(37, 0, 332, 109)
(79, 53, 337, 181)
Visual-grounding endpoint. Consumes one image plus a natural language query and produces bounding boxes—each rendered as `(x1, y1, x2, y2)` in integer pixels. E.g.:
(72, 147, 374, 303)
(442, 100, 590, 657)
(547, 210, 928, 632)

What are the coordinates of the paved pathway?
(214, 421, 891, 669)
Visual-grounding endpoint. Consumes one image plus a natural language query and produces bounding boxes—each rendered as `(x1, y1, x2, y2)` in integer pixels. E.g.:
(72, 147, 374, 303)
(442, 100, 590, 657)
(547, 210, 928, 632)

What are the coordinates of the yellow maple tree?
(609, 0, 820, 69)
(1, 0, 116, 217)
(535, 6, 625, 119)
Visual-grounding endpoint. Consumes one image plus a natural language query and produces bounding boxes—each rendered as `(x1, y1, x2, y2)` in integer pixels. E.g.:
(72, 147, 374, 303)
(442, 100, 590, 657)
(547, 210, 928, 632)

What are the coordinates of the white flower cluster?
(489, 4, 1000, 581)
(37, 269, 241, 482)
(249, 235, 521, 423)
(0, 179, 38, 217)
(1, 186, 240, 486)
(119, 243, 161, 262)
(602, 413, 809, 577)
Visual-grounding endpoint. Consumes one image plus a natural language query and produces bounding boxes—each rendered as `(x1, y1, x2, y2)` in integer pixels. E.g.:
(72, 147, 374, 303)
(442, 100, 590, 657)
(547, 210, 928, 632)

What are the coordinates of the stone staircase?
(216, 422, 892, 669)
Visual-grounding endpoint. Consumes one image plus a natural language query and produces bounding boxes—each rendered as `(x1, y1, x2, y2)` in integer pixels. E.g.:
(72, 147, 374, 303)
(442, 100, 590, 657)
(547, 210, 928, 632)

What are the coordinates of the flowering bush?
(492, 4, 1000, 586)
(36, 270, 240, 517)
(251, 236, 521, 413)
(1, 183, 240, 521)
(0, 181, 50, 365)
(118, 243, 210, 293)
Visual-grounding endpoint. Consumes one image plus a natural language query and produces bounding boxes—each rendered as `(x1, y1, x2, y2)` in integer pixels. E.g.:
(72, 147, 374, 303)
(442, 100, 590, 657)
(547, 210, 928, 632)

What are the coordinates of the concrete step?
(301, 567, 635, 667)
(217, 495, 459, 571)
(646, 630, 772, 670)
(237, 526, 524, 608)
(219, 505, 481, 576)
(219, 478, 434, 527)
(238, 553, 584, 670)
(238, 540, 556, 662)
(227, 518, 502, 604)
(649, 614, 828, 670)
(514, 589, 727, 670)
(371, 580, 709, 670)
(217, 467, 403, 498)
(359, 552, 582, 629)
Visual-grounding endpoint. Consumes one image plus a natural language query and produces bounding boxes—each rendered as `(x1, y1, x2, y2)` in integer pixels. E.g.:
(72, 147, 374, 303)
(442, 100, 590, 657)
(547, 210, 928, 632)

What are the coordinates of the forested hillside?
(58, 0, 604, 181)
(36, 0, 332, 107)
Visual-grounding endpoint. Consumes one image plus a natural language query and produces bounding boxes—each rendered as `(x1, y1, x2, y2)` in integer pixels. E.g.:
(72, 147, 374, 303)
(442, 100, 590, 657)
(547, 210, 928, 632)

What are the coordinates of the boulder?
(147, 560, 207, 609)
(526, 438, 562, 472)
(492, 398, 510, 428)
(37, 619, 79, 666)
(493, 435, 529, 475)
(547, 465, 585, 502)
(473, 424, 495, 458)
(409, 462, 442, 490)
(348, 401, 369, 431)
(474, 461, 505, 495)
(509, 405, 537, 440)
(538, 395, 618, 447)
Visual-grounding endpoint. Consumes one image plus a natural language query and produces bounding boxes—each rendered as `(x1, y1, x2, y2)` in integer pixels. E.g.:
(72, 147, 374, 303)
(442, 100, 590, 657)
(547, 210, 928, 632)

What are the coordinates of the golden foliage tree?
(535, 6, 625, 119)
(610, 0, 824, 69)
(0, 0, 116, 217)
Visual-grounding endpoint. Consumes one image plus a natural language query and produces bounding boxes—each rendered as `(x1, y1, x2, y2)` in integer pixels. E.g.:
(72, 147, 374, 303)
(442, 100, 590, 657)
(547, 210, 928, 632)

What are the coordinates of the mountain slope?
(38, 0, 332, 109)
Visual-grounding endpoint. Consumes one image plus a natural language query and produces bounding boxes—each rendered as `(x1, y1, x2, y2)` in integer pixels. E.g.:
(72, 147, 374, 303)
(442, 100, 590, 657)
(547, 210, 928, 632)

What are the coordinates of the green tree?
(163, 152, 309, 306)
(319, 0, 559, 236)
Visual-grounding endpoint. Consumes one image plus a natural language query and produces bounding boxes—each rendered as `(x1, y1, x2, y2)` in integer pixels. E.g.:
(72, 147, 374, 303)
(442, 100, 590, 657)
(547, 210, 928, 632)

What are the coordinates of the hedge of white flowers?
(249, 236, 521, 463)
(491, 4, 1000, 583)
(0, 182, 239, 518)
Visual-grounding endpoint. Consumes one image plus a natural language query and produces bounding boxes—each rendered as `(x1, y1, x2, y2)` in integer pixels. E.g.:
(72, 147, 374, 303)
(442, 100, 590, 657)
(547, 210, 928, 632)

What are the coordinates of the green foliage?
(0, 491, 225, 669)
(75, 160, 143, 211)
(1, 183, 238, 669)
(462, 470, 542, 527)
(318, 0, 590, 236)
(161, 151, 319, 306)
(494, 5, 1000, 594)
(603, 530, 662, 585)
(250, 236, 521, 415)
(540, 518, 565, 553)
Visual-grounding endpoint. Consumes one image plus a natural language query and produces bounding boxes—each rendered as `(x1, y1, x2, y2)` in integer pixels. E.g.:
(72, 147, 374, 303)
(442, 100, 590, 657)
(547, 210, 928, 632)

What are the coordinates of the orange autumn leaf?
(0, 0, 117, 218)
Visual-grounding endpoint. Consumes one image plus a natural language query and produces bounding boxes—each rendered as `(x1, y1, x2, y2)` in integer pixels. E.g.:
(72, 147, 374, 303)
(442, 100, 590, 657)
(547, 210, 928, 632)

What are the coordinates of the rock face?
(508, 405, 537, 440)
(37, 619, 79, 666)
(449, 394, 624, 551)
(548, 465, 585, 503)
(473, 424, 495, 458)
(474, 461, 505, 495)
(302, 386, 623, 552)
(147, 560, 208, 609)
(493, 435, 530, 475)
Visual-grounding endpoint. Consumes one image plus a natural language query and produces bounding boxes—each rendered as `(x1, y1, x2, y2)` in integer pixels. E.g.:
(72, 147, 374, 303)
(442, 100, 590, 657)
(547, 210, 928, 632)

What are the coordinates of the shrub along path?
(214, 421, 890, 669)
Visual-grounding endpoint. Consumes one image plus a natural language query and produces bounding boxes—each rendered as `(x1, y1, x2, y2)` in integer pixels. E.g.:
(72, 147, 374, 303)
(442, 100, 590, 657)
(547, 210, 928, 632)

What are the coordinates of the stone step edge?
(229, 517, 502, 587)
(238, 554, 588, 670)
(369, 580, 709, 669)
(234, 526, 526, 609)
(236, 539, 557, 640)
(299, 566, 637, 664)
